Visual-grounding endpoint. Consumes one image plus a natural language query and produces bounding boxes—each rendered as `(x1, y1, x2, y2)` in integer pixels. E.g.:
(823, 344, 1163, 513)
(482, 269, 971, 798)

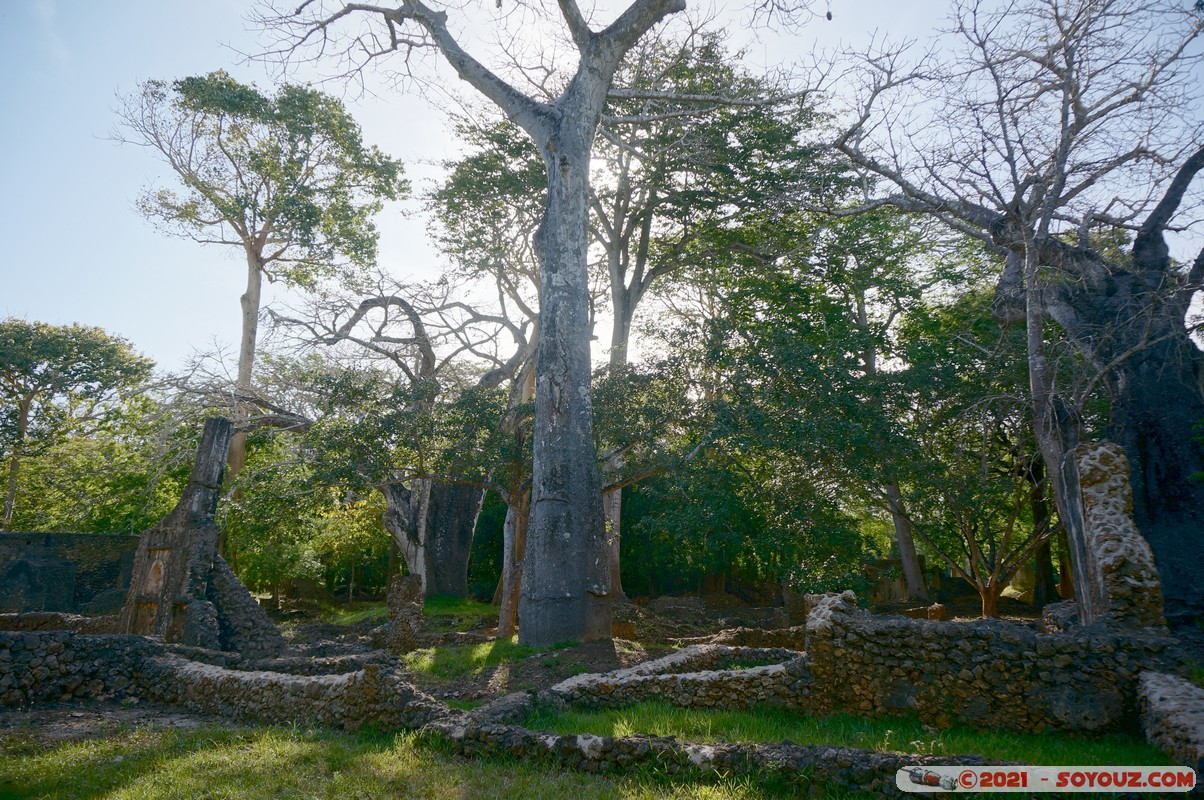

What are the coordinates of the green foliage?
(0, 319, 155, 528)
(125, 70, 408, 287)
(526, 702, 1171, 766)
(220, 430, 392, 600)
(5, 394, 185, 533)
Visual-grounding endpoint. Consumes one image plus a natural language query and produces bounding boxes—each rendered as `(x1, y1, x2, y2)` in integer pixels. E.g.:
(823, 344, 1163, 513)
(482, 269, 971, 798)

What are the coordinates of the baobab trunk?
(519, 123, 612, 646)
(380, 480, 484, 598)
(424, 482, 487, 597)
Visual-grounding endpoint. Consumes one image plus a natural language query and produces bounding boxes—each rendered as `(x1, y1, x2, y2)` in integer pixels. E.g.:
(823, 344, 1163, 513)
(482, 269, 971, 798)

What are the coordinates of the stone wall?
(0, 631, 159, 706)
(800, 592, 1179, 732)
(1138, 672, 1204, 773)
(138, 655, 446, 732)
(0, 533, 138, 615)
(548, 595, 1182, 734)
(2, 627, 1195, 798)
(0, 612, 118, 634)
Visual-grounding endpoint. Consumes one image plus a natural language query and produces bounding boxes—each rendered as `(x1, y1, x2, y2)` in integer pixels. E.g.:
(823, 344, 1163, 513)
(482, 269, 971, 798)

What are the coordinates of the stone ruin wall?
(0, 532, 139, 615)
(1, 433, 1200, 791)
(1138, 672, 1204, 774)
(1073, 442, 1168, 631)
(548, 595, 1184, 734)
(0, 628, 1000, 799)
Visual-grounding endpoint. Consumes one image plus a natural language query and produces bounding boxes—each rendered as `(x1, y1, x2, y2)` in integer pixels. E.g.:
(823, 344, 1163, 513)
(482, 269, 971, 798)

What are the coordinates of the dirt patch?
(0, 701, 227, 744)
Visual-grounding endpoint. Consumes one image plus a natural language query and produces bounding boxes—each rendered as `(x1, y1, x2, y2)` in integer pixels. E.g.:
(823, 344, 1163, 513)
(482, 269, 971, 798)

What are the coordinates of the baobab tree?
(261, 0, 704, 645)
(825, 0, 1204, 620)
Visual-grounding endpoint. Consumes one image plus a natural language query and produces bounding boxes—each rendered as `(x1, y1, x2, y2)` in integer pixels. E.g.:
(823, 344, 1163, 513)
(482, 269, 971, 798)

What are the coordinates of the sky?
(0, 0, 1103, 375)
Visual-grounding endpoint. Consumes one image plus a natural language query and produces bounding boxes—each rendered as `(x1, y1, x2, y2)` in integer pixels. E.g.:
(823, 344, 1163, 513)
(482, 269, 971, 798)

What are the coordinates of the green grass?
(0, 723, 850, 800)
(423, 595, 499, 632)
(316, 595, 497, 629)
(525, 702, 1173, 767)
(403, 636, 572, 680)
(317, 600, 389, 626)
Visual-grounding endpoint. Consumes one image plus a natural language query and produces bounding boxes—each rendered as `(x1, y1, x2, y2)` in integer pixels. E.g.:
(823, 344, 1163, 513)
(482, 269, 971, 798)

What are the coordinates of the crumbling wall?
(0, 533, 138, 614)
(119, 418, 285, 658)
(1074, 443, 1168, 631)
(800, 592, 1178, 732)
(548, 596, 1182, 734)
(1138, 672, 1204, 773)
(370, 574, 425, 652)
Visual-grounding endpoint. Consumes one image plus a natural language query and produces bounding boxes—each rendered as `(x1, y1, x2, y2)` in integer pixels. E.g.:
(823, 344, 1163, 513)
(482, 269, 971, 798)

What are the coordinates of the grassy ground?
(525, 702, 1173, 767)
(316, 596, 498, 632)
(402, 637, 575, 680)
(0, 723, 857, 800)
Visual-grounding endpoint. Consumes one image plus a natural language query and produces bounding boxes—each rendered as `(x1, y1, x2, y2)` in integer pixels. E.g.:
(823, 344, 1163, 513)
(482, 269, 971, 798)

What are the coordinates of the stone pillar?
(119, 418, 285, 657)
(1070, 442, 1168, 632)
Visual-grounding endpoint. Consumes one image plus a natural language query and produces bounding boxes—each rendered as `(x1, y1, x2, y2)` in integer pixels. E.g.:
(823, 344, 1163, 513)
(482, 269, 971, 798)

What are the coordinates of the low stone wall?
(548, 645, 803, 709)
(437, 716, 1004, 797)
(138, 655, 445, 731)
(1138, 672, 1204, 773)
(0, 631, 160, 706)
(800, 592, 1180, 732)
(0, 612, 119, 634)
(0, 627, 1188, 798)
(548, 596, 1182, 734)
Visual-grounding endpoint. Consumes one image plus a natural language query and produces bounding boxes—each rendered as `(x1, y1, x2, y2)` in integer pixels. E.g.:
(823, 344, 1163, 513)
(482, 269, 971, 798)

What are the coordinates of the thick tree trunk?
(519, 118, 612, 646)
(980, 584, 1002, 618)
(884, 483, 927, 603)
(424, 482, 486, 597)
(381, 482, 427, 592)
(380, 480, 484, 599)
(497, 487, 530, 639)
(1109, 339, 1204, 622)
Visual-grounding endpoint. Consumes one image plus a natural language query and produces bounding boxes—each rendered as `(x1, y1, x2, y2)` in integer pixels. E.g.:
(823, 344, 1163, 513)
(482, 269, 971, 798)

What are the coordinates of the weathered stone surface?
(118, 418, 284, 659)
(1075, 443, 1168, 632)
(0, 533, 138, 614)
(370, 574, 425, 653)
(0, 623, 1194, 798)
(1138, 671, 1204, 773)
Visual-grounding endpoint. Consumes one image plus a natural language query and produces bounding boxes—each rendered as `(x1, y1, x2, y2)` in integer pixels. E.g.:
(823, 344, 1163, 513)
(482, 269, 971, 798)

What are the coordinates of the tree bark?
(497, 487, 530, 639)
(885, 483, 927, 603)
(519, 86, 614, 646)
(602, 302, 633, 601)
(227, 253, 263, 485)
(424, 482, 487, 597)
(0, 397, 30, 530)
(980, 583, 1001, 618)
